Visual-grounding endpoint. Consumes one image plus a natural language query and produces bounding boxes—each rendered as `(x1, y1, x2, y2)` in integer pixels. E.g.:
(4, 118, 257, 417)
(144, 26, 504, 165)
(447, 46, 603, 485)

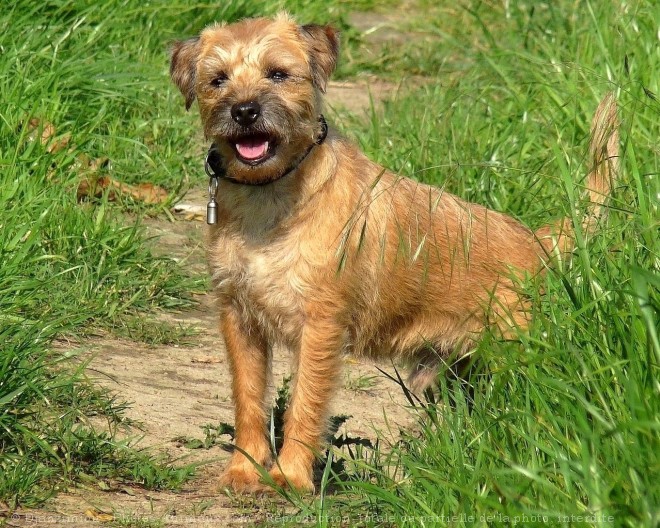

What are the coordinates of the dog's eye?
(210, 73, 228, 87)
(267, 70, 289, 82)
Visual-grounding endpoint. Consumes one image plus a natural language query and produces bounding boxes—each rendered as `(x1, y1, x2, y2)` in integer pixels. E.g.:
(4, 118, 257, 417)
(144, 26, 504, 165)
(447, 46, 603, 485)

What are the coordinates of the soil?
(6, 16, 424, 528)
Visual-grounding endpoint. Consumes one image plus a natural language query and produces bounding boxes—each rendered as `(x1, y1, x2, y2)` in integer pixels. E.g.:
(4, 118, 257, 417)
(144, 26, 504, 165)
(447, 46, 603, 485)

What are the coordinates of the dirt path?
(7, 15, 427, 526)
(13, 208, 413, 528)
(27, 299, 412, 527)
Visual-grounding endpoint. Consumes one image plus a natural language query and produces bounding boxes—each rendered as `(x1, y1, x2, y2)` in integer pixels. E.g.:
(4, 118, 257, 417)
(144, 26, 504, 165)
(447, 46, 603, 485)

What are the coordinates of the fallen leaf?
(27, 118, 55, 145)
(85, 508, 114, 522)
(23, 117, 168, 206)
(172, 203, 206, 222)
(127, 182, 169, 204)
(88, 156, 110, 172)
(25, 118, 71, 153)
(77, 175, 108, 201)
(48, 132, 71, 154)
(192, 355, 222, 364)
(78, 175, 168, 204)
(97, 480, 112, 491)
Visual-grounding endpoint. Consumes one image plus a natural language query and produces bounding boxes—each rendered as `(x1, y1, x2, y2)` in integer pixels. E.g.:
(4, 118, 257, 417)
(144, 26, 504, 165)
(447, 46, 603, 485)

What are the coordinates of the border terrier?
(170, 13, 618, 493)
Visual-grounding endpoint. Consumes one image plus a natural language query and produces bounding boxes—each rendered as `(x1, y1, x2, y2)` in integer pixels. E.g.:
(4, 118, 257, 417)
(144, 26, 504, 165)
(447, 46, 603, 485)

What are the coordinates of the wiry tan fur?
(170, 14, 619, 494)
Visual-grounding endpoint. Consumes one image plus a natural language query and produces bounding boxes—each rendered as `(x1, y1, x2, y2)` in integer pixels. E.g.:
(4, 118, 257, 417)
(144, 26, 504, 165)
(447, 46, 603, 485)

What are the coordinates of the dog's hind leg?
(407, 348, 443, 393)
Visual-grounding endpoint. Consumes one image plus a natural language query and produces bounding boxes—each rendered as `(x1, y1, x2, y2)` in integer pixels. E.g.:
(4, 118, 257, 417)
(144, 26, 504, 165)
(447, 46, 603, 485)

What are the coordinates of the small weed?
(112, 512, 165, 528)
(173, 422, 235, 451)
(109, 316, 199, 346)
(344, 373, 378, 393)
(186, 499, 215, 516)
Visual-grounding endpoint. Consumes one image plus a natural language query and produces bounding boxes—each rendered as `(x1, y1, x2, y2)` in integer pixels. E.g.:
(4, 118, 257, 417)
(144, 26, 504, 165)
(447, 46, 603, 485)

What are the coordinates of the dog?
(169, 13, 618, 493)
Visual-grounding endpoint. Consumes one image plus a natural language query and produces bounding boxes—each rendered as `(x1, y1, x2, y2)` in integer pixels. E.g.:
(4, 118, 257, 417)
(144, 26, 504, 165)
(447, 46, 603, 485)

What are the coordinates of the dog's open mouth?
(232, 134, 276, 165)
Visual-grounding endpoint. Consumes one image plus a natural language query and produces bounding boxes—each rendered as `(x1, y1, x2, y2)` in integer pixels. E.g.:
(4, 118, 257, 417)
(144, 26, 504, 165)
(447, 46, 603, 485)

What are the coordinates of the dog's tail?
(536, 92, 619, 257)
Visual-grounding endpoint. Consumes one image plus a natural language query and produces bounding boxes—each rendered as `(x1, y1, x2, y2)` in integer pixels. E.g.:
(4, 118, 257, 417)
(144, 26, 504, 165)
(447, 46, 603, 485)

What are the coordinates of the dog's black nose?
(231, 101, 261, 126)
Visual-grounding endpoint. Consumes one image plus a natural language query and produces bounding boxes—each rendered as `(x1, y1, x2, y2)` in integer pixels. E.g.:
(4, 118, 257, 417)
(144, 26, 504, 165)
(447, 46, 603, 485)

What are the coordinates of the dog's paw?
(268, 465, 315, 494)
(218, 465, 265, 494)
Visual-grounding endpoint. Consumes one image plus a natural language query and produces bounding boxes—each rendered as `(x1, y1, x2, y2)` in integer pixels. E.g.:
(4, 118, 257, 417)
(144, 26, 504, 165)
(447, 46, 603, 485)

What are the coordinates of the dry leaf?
(127, 182, 169, 204)
(192, 355, 222, 364)
(77, 175, 168, 205)
(88, 156, 110, 172)
(23, 117, 168, 206)
(27, 118, 55, 145)
(25, 118, 71, 153)
(77, 175, 110, 201)
(48, 132, 71, 153)
(172, 203, 206, 222)
(84, 508, 114, 522)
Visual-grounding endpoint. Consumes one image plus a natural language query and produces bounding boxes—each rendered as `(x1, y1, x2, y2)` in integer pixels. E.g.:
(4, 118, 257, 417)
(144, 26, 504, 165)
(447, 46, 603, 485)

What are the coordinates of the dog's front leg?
(219, 307, 271, 493)
(270, 318, 343, 492)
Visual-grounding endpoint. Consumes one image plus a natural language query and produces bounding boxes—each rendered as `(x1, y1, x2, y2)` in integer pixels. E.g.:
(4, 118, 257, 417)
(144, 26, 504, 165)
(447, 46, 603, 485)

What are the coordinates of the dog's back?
(293, 95, 618, 389)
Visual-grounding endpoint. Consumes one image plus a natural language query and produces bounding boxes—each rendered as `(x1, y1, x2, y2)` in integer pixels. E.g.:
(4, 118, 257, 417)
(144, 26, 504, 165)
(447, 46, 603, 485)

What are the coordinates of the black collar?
(205, 115, 328, 186)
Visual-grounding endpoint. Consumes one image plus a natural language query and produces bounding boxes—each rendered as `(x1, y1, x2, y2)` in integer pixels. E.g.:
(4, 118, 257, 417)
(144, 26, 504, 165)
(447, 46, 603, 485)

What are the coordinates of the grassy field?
(314, 2, 660, 527)
(1, 0, 658, 525)
(0, 0, 383, 510)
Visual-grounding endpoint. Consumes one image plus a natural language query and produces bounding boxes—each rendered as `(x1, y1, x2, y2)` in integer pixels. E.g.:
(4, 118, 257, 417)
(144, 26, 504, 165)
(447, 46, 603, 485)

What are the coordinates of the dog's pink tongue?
(236, 138, 269, 160)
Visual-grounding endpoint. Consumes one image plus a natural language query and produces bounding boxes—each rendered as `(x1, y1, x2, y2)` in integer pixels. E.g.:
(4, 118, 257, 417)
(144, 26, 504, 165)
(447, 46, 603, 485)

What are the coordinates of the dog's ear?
(170, 37, 200, 110)
(300, 24, 339, 93)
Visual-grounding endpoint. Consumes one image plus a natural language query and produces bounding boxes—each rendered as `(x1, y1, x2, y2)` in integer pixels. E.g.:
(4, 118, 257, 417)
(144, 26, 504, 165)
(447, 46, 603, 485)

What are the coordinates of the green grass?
(2, 0, 658, 522)
(296, 1, 659, 527)
(0, 0, 376, 509)
(0, 0, 205, 505)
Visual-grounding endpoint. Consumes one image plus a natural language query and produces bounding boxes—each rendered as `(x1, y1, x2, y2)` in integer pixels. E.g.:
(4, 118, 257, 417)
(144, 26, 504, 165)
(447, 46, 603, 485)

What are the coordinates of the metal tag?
(207, 176, 219, 225)
(206, 200, 217, 225)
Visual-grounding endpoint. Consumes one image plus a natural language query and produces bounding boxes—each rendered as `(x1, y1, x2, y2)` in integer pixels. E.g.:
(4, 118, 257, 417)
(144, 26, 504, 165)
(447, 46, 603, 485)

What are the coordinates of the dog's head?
(170, 14, 339, 184)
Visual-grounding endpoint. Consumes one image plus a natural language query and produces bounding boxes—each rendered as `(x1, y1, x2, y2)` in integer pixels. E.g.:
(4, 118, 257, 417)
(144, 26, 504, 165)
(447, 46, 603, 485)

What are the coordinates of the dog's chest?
(208, 227, 306, 342)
